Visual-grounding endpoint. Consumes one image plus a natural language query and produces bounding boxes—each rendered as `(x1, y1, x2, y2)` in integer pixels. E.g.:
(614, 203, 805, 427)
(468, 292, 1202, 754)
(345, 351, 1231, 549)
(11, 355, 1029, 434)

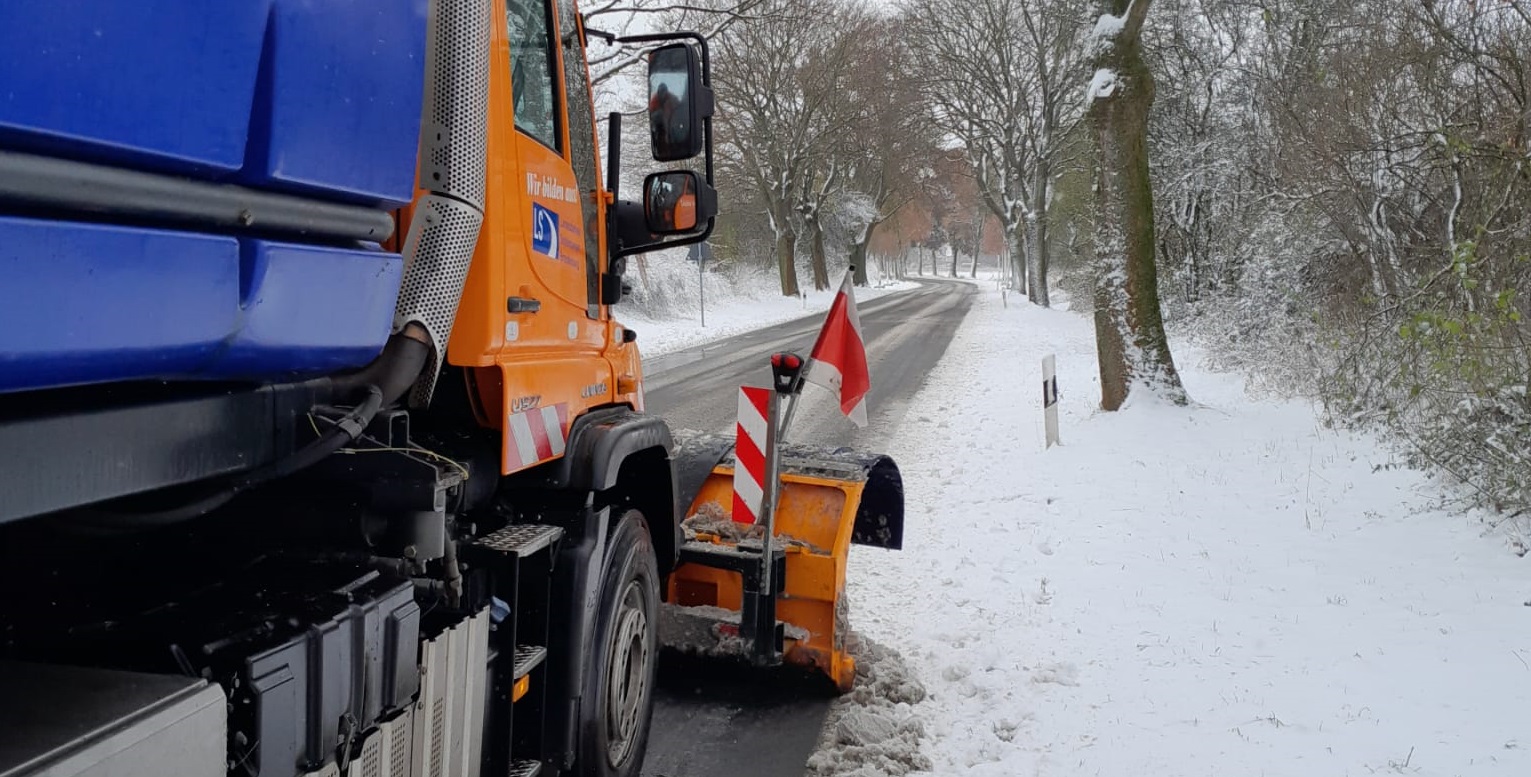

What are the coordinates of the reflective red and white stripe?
(731, 386, 771, 525)
(506, 403, 570, 471)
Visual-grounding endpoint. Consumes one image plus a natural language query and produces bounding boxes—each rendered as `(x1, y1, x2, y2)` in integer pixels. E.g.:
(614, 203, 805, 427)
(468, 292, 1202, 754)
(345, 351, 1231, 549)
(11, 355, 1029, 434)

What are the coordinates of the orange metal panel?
(436, 0, 641, 474)
(667, 465, 871, 692)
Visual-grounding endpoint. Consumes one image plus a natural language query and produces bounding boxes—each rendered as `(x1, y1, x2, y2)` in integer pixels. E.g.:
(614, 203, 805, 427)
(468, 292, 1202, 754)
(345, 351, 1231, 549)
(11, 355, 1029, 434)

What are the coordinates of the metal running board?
(512, 645, 547, 680)
(478, 523, 564, 557)
(509, 760, 543, 777)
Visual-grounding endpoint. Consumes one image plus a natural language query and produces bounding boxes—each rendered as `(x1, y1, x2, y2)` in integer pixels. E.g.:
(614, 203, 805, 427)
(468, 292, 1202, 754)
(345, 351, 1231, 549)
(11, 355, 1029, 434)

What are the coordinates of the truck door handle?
(506, 296, 541, 313)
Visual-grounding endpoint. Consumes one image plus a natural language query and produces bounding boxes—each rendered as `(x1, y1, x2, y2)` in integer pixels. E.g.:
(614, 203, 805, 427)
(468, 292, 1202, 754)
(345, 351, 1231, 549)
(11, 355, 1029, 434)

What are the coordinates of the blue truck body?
(0, 0, 429, 393)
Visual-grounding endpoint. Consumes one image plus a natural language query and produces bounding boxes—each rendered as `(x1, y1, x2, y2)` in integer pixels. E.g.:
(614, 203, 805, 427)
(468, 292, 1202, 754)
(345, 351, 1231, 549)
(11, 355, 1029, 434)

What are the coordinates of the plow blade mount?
(661, 431, 904, 693)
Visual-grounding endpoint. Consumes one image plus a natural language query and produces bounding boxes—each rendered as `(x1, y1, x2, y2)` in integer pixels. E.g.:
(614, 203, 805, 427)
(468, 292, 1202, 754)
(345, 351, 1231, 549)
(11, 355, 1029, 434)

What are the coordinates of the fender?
(529, 405, 682, 567)
(537, 405, 671, 491)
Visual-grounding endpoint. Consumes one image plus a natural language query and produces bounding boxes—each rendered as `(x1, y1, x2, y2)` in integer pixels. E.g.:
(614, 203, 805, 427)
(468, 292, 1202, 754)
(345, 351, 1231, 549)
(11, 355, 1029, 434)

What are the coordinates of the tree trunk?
(809, 218, 830, 291)
(1088, 0, 1186, 411)
(849, 240, 870, 286)
(1027, 162, 1051, 307)
(775, 224, 800, 297)
(970, 211, 983, 278)
(849, 218, 881, 286)
(1008, 229, 1026, 293)
(950, 244, 958, 277)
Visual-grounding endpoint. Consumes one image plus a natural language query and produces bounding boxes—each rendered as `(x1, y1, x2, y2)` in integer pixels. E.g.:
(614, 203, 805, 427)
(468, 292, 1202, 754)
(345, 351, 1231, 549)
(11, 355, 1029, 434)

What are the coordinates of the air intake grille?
(394, 193, 483, 406)
(419, 0, 490, 206)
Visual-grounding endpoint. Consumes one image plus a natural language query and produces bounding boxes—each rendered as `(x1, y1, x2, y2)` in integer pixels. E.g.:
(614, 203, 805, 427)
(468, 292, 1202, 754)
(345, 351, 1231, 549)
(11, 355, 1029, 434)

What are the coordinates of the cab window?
(556, 0, 604, 316)
(507, 0, 561, 151)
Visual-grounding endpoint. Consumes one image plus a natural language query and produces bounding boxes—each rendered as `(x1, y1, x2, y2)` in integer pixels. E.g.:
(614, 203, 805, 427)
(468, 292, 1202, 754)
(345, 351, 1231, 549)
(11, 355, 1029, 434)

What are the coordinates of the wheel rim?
(605, 578, 652, 768)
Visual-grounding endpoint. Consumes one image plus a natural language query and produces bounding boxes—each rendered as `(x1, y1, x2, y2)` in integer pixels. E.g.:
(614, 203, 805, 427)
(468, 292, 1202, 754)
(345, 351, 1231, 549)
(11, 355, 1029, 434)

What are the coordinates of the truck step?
(478, 523, 564, 557)
(510, 759, 544, 777)
(512, 644, 547, 680)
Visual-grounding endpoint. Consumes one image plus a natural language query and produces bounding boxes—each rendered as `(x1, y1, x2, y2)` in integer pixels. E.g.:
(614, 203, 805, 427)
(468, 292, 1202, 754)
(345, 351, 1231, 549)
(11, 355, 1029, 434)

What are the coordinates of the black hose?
(67, 386, 384, 533)
(331, 331, 431, 407)
(64, 328, 431, 532)
(245, 385, 383, 485)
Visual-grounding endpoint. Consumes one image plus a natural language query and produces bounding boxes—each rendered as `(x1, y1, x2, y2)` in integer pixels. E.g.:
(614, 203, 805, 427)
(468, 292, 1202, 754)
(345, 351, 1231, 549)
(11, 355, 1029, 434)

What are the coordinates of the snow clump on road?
(807, 632, 931, 777)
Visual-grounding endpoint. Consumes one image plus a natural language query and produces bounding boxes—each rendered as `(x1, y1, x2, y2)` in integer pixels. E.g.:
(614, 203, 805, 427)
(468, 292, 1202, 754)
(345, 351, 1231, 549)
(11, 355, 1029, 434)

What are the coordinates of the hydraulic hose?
(329, 326, 432, 407)
(67, 386, 384, 533)
(65, 327, 432, 533)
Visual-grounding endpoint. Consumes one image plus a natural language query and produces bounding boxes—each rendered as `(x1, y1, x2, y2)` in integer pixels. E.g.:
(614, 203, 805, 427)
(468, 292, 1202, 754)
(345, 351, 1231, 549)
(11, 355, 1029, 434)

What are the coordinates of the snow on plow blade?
(662, 431, 904, 693)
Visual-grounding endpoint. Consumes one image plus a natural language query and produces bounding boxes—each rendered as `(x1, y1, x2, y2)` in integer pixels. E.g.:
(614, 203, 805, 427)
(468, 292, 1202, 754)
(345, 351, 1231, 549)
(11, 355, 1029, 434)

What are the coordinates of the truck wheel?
(578, 508, 660, 777)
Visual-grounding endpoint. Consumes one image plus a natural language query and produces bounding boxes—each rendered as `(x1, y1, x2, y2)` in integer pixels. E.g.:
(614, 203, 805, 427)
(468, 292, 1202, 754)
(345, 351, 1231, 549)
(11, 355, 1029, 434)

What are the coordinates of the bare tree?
(1141, 0, 1253, 308)
(798, 161, 841, 290)
(1016, 0, 1090, 306)
(904, 0, 1027, 293)
(903, 0, 1086, 306)
(582, 0, 770, 86)
(841, 14, 937, 286)
(711, 0, 876, 295)
(1086, 0, 1187, 409)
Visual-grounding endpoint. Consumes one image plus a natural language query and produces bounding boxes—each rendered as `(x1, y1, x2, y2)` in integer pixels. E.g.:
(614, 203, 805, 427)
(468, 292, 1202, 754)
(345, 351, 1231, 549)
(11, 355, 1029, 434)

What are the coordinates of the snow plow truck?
(0, 2, 903, 777)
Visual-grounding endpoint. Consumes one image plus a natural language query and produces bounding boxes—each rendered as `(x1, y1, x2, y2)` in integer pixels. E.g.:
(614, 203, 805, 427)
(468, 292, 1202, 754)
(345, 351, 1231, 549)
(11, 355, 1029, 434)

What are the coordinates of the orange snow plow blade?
(662, 434, 903, 694)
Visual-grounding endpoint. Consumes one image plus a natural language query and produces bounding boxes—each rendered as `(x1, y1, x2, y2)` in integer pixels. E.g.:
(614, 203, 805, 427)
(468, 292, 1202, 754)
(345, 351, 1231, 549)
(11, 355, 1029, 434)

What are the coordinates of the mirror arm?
(607, 111, 621, 202)
(604, 110, 623, 283)
(612, 200, 654, 249)
(611, 187, 718, 261)
(583, 23, 617, 45)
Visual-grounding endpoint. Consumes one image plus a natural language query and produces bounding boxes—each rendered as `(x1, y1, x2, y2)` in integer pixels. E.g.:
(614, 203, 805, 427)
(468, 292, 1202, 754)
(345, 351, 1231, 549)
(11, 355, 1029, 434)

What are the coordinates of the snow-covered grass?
(615, 251, 917, 356)
(821, 287, 1531, 776)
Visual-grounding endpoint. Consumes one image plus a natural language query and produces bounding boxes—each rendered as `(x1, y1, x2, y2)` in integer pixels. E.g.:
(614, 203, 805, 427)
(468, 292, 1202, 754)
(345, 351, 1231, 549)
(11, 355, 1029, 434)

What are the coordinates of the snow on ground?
(822, 286, 1531, 776)
(615, 270, 912, 354)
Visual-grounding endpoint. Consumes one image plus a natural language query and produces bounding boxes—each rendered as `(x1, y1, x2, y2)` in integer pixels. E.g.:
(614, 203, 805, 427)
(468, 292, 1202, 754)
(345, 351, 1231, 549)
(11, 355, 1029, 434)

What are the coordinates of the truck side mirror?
(643, 171, 715, 234)
(647, 43, 710, 161)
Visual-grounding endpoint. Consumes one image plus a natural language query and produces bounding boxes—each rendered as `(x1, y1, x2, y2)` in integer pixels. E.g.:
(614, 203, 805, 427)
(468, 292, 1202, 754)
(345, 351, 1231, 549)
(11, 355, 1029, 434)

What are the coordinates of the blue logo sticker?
(531, 203, 559, 259)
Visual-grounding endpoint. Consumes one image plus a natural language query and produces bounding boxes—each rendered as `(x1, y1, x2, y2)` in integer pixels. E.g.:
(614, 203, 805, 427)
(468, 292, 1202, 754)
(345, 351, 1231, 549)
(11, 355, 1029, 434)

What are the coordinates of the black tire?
(575, 508, 660, 777)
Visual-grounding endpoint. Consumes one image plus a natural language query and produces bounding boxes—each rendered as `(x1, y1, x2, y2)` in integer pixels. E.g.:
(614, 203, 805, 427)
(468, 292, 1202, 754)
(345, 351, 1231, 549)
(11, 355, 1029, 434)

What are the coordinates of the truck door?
(506, 0, 601, 322)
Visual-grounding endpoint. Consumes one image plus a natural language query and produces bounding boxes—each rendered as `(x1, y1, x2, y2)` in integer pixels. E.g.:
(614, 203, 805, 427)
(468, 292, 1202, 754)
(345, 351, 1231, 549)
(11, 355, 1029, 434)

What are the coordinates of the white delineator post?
(1043, 354, 1060, 448)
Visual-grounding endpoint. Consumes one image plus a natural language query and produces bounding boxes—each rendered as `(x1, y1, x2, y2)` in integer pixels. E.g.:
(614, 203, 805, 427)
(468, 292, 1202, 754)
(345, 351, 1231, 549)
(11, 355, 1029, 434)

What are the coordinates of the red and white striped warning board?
(732, 386, 771, 525)
(506, 403, 570, 472)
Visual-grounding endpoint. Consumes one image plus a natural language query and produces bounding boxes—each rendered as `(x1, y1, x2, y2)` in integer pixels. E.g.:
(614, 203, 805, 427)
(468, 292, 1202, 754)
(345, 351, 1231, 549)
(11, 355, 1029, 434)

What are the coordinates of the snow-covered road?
(825, 286, 1531, 777)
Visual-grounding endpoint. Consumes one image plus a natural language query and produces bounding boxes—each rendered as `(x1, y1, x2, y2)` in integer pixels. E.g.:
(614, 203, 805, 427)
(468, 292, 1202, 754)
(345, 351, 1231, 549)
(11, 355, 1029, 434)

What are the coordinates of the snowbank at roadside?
(618, 279, 914, 356)
(613, 252, 920, 356)
(615, 275, 912, 356)
(816, 287, 1531, 776)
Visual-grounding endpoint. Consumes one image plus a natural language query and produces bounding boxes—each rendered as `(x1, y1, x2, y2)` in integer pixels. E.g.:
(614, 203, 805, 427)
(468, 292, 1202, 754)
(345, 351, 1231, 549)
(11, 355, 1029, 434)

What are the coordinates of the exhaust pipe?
(389, 0, 492, 407)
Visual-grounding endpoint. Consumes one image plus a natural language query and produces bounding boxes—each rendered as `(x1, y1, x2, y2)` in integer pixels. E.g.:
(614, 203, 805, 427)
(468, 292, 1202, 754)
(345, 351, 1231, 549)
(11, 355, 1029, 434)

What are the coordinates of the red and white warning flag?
(732, 385, 771, 525)
(803, 268, 870, 427)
